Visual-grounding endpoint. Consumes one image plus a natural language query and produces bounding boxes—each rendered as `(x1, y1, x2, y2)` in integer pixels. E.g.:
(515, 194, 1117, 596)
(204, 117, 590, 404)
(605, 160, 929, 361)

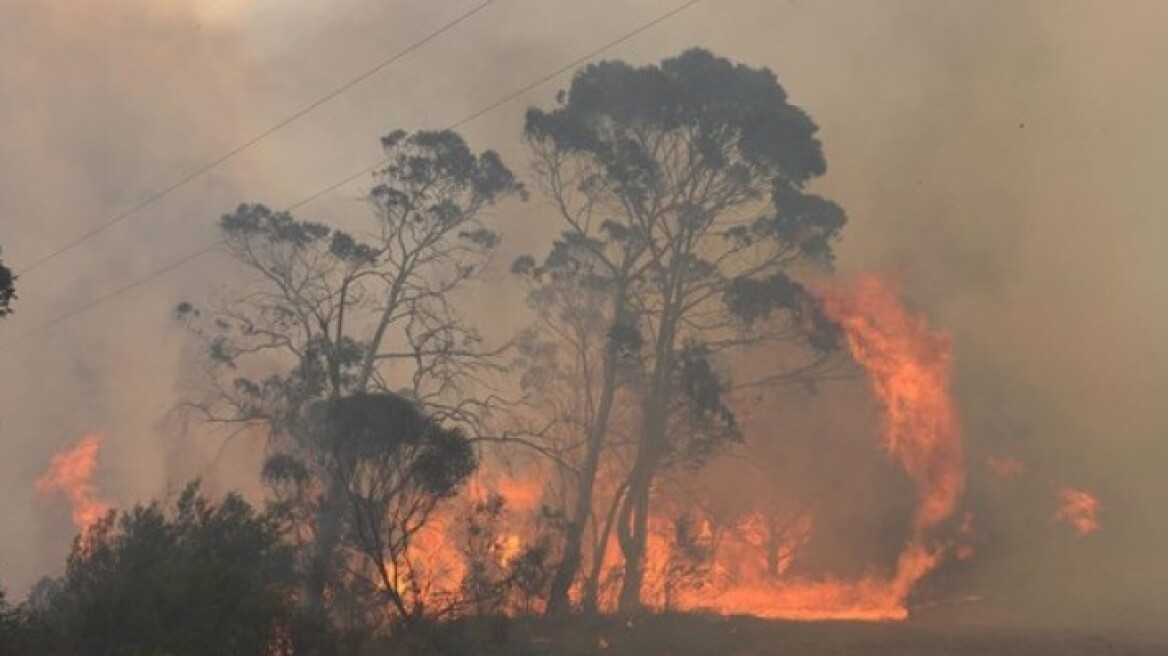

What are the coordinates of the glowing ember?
(1054, 486, 1102, 536)
(36, 434, 111, 534)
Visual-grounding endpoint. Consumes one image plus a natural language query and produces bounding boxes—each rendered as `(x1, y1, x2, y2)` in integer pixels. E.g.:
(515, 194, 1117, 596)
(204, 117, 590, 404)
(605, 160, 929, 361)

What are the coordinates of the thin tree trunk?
(582, 480, 627, 613)
(304, 476, 344, 655)
(616, 309, 677, 613)
(546, 289, 627, 616)
(616, 460, 651, 613)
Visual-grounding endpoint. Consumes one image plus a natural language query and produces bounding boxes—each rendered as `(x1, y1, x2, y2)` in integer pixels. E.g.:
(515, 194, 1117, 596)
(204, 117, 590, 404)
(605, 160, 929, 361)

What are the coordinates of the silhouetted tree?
(523, 48, 845, 612)
(511, 236, 643, 614)
(0, 578, 30, 651)
(456, 492, 556, 618)
(661, 514, 714, 611)
(264, 393, 476, 629)
(177, 130, 523, 634)
(29, 483, 296, 656)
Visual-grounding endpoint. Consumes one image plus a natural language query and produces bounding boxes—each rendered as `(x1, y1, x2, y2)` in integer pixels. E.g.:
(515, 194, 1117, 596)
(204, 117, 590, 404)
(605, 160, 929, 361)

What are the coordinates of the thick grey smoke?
(1, 0, 1164, 628)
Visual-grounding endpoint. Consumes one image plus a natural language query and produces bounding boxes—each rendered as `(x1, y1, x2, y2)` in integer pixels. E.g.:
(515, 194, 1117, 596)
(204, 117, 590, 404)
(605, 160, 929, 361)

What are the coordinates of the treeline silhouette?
(1, 48, 847, 656)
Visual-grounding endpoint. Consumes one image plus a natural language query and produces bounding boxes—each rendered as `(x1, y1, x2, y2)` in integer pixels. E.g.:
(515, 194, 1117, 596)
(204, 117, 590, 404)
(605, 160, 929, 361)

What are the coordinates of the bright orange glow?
(36, 434, 111, 534)
(649, 274, 965, 621)
(373, 468, 551, 615)
(1054, 486, 1102, 536)
(819, 276, 963, 534)
(366, 276, 967, 621)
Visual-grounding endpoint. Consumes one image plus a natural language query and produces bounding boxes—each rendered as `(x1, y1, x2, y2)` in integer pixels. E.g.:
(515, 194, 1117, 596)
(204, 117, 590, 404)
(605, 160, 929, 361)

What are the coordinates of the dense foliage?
(8, 484, 295, 656)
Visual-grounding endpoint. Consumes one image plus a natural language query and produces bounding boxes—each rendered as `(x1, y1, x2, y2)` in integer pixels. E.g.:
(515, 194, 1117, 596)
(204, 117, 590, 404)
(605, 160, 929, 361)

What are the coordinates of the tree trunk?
(615, 399, 664, 613)
(616, 308, 677, 614)
(582, 480, 627, 613)
(616, 428, 663, 614)
(303, 476, 344, 655)
(546, 290, 627, 616)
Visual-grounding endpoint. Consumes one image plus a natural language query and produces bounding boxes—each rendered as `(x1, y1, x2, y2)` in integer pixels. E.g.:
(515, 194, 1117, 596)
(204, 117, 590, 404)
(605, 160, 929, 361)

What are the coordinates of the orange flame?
(1054, 486, 1102, 536)
(672, 274, 964, 620)
(36, 434, 111, 534)
(352, 276, 967, 622)
(819, 276, 963, 535)
(366, 469, 550, 616)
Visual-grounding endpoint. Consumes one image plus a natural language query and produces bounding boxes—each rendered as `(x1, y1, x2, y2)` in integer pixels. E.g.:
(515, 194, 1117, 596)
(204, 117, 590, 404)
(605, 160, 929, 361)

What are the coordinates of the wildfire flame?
(819, 276, 963, 535)
(36, 434, 111, 534)
(359, 275, 967, 622)
(687, 274, 964, 620)
(1054, 486, 1102, 536)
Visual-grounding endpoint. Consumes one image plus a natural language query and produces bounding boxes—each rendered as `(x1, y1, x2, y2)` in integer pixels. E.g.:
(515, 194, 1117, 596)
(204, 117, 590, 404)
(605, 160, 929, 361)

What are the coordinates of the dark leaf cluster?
(26, 483, 297, 656)
(526, 48, 827, 196)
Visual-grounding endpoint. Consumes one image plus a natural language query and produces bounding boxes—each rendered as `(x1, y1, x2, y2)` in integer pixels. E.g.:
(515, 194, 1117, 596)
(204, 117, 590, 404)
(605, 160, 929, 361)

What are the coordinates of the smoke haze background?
(1, 0, 1165, 626)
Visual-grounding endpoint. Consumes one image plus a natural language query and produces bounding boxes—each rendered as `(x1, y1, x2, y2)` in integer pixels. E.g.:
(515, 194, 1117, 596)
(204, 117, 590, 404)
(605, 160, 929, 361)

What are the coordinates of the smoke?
(794, 1, 1168, 628)
(0, 0, 267, 592)
(1, 0, 1165, 629)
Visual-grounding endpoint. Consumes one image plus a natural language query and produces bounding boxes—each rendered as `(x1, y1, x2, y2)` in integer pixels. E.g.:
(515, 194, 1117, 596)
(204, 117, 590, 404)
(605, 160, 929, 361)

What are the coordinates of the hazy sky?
(1, 0, 1165, 618)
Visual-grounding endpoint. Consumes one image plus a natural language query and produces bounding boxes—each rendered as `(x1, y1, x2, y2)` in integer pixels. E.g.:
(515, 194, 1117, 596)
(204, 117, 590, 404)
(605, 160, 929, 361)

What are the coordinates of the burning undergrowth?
(32, 274, 1108, 629)
(301, 273, 972, 621)
(624, 274, 968, 620)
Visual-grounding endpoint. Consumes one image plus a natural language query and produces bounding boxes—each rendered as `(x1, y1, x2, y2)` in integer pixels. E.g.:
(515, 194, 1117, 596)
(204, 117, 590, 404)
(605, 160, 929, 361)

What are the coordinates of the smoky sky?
(1, 0, 1165, 625)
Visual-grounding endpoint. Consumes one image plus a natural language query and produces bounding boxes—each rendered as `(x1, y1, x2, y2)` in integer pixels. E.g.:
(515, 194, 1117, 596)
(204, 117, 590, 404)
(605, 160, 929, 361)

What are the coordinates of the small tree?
(32, 483, 296, 656)
(661, 514, 714, 611)
(265, 392, 476, 627)
(511, 238, 644, 614)
(178, 129, 523, 631)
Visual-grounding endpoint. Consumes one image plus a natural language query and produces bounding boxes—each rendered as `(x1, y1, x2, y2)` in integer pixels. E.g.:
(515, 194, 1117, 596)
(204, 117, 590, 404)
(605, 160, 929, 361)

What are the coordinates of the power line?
(286, 0, 704, 213)
(2, 244, 221, 351)
(17, 0, 497, 277)
(0, 0, 704, 353)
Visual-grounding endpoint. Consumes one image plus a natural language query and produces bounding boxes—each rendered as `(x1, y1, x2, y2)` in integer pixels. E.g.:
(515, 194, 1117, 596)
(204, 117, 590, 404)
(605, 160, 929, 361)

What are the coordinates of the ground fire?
(374, 274, 968, 622)
(649, 274, 966, 621)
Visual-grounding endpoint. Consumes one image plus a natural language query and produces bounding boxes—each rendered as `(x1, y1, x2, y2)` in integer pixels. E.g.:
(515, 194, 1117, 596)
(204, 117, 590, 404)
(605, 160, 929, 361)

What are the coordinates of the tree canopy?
(264, 392, 477, 626)
(177, 129, 520, 639)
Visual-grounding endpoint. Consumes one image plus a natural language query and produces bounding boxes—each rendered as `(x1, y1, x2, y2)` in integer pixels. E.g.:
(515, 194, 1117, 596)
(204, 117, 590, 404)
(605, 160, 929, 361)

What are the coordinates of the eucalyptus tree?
(178, 129, 523, 630)
(522, 49, 845, 612)
(511, 228, 645, 614)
